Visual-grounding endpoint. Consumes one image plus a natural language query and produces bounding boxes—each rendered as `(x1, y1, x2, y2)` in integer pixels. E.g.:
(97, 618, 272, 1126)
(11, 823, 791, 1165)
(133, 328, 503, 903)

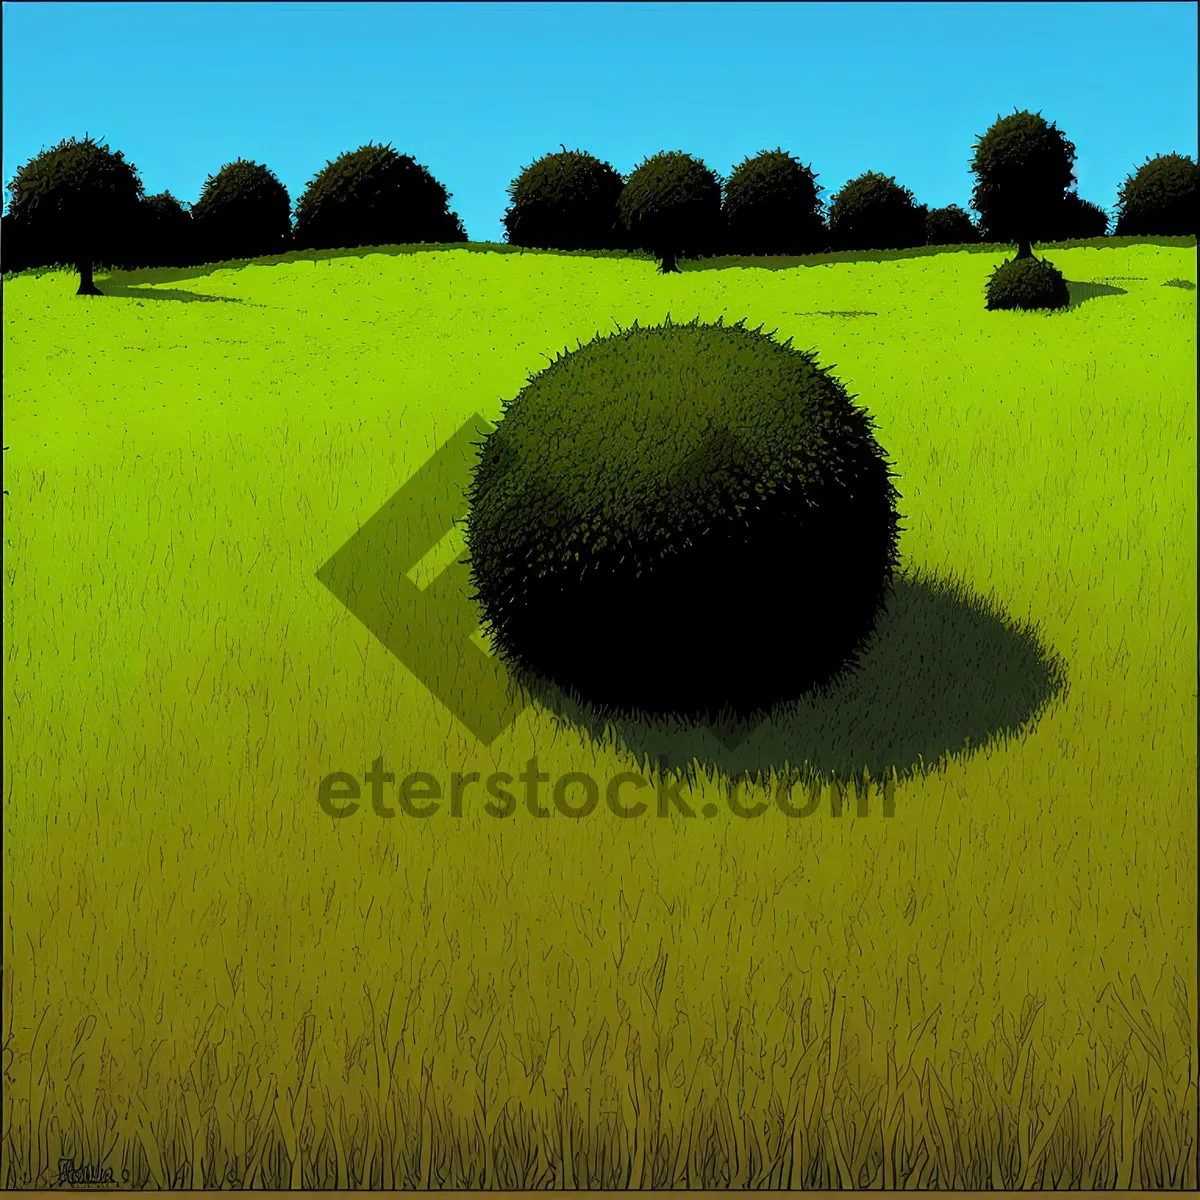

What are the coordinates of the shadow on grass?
(72, 243, 655, 300)
(8, 234, 1190, 293)
(99, 277, 254, 304)
(3, 263, 260, 303)
(319, 415, 1069, 783)
(1065, 280, 1128, 308)
(503, 565, 1070, 791)
(87, 247, 1183, 312)
(661, 234, 1197, 274)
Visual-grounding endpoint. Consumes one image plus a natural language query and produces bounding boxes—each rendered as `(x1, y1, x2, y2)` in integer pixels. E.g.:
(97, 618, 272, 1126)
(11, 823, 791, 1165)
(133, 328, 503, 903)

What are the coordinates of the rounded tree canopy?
(1041, 191, 1110, 241)
(502, 145, 627, 251)
(827, 171, 927, 251)
(722, 148, 827, 255)
(4, 133, 145, 261)
(616, 151, 724, 259)
(925, 203, 980, 245)
(1115, 152, 1198, 237)
(294, 142, 467, 251)
(191, 158, 293, 261)
(968, 109, 1077, 244)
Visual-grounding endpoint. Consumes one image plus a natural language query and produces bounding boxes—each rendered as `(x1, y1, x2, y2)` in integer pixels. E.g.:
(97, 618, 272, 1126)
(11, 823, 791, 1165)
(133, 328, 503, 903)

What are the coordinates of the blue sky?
(2, 1, 1196, 242)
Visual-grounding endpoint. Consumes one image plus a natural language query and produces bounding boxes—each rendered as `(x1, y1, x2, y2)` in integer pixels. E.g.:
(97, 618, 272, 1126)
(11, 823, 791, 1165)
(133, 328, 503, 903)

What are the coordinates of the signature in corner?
(58, 1157, 116, 1186)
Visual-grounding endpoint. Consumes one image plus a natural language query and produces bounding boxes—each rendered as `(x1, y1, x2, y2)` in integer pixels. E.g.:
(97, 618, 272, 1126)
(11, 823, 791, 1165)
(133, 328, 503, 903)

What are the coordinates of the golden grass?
(2, 241, 1196, 1187)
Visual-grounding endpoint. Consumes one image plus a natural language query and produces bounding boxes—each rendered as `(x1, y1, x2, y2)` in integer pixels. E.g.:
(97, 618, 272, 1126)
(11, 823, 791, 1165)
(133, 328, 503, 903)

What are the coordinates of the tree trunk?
(657, 247, 680, 274)
(76, 257, 102, 296)
(1014, 236, 1033, 260)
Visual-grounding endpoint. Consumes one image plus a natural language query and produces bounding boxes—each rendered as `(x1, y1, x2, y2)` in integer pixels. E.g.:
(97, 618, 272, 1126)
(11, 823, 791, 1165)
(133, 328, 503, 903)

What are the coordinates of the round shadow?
(502, 566, 1070, 790)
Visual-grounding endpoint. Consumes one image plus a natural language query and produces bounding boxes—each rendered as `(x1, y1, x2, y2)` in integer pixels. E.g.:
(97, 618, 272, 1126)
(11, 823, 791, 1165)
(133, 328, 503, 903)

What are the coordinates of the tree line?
(1, 108, 1195, 295)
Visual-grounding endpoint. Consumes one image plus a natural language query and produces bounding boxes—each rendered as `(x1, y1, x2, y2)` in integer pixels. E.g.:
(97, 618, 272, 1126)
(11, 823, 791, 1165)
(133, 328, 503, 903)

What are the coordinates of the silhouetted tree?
(1114, 152, 1198, 236)
(5, 133, 146, 294)
(617, 151, 724, 273)
(969, 109, 1077, 260)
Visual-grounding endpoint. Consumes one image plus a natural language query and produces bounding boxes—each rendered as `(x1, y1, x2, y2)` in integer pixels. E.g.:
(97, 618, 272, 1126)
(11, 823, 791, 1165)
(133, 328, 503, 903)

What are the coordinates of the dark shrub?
(107, 190, 197, 269)
(968, 109, 1077, 259)
(465, 315, 903, 722)
(722, 148, 828, 256)
(985, 255, 1070, 311)
(294, 142, 467, 252)
(4, 134, 146, 293)
(191, 158, 292, 263)
(502, 145, 626, 251)
(1114, 152, 1198, 237)
(142, 191, 198, 266)
(616, 151, 724, 272)
(925, 204, 980, 245)
(1041, 192, 1109, 241)
(827, 171, 926, 251)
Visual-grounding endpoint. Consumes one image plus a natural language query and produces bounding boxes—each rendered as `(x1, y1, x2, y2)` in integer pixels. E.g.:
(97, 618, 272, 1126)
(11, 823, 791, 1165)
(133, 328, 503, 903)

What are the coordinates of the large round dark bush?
(985, 255, 1070, 311)
(293, 142, 467, 252)
(1041, 192, 1110, 241)
(1114, 152, 1198, 237)
(968, 109, 1078, 259)
(465, 316, 904, 721)
(616, 152, 724, 272)
(4, 133, 146, 292)
(141, 191, 196, 266)
(107, 190, 197, 269)
(191, 158, 293, 263)
(925, 204, 980, 246)
(827, 172, 927, 251)
(502, 146, 627, 251)
(722, 148, 827, 256)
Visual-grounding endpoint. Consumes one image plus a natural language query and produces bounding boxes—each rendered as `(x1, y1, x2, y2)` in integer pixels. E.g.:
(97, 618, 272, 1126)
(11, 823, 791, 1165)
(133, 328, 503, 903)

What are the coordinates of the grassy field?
(2, 237, 1196, 1188)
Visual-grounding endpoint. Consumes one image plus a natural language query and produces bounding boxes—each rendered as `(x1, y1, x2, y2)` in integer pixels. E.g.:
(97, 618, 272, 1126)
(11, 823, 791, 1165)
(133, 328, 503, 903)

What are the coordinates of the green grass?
(2, 238, 1196, 1188)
